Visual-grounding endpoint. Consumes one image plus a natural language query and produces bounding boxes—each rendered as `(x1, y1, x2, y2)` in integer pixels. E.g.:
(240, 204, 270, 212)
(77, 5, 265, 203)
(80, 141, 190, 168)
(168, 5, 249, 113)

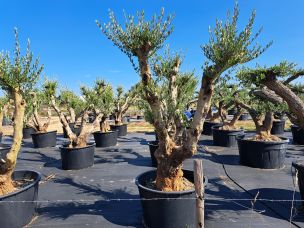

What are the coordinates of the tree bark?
(263, 78, 304, 128)
(0, 91, 25, 195)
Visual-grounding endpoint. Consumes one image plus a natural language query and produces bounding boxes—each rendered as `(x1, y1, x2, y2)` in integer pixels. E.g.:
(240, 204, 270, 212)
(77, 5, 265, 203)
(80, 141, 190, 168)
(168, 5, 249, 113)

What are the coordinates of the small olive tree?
(81, 79, 114, 132)
(59, 89, 86, 125)
(237, 61, 304, 128)
(0, 29, 43, 195)
(113, 84, 140, 125)
(97, 4, 270, 191)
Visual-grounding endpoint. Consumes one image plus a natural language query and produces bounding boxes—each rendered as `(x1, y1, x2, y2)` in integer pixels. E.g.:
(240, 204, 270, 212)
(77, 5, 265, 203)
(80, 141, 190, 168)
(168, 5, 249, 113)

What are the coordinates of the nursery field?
(2, 130, 303, 227)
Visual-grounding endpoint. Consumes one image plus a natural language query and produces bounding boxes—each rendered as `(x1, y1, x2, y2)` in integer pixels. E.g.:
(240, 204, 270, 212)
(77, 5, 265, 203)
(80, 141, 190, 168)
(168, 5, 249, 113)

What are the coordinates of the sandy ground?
(1, 116, 291, 136)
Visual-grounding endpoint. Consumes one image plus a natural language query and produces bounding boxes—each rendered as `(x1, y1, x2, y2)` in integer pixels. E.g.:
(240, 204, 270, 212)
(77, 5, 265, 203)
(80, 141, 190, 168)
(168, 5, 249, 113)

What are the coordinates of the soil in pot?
(31, 131, 57, 148)
(93, 131, 118, 147)
(270, 120, 285, 135)
(237, 135, 288, 169)
(23, 127, 35, 139)
(110, 124, 128, 137)
(148, 141, 158, 167)
(291, 125, 304, 145)
(202, 121, 220, 136)
(212, 125, 244, 147)
(0, 170, 41, 228)
(60, 143, 95, 170)
(292, 160, 304, 206)
(136, 169, 207, 228)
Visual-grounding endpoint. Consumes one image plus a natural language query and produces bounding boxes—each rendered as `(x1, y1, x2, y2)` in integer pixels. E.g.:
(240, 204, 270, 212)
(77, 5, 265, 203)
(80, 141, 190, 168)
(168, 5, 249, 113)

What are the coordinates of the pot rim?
(135, 169, 207, 195)
(211, 125, 244, 133)
(93, 131, 117, 135)
(0, 144, 11, 150)
(110, 123, 128, 127)
(0, 170, 41, 200)
(60, 142, 96, 150)
(237, 135, 289, 144)
(31, 130, 57, 136)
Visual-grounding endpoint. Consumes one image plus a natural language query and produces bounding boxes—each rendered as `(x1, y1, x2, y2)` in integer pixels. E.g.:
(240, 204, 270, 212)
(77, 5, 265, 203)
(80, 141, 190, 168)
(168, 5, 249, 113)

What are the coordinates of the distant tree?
(58, 89, 86, 124)
(0, 29, 43, 195)
(81, 79, 114, 132)
(113, 84, 140, 125)
(0, 95, 10, 133)
(97, 3, 270, 191)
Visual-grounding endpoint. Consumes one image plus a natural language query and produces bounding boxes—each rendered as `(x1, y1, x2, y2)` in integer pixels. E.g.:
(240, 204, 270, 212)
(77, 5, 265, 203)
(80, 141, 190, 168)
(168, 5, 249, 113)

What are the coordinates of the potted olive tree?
(58, 89, 85, 138)
(203, 78, 235, 135)
(97, 4, 270, 227)
(81, 79, 119, 147)
(208, 78, 245, 147)
(235, 70, 289, 169)
(111, 84, 139, 136)
(0, 28, 43, 227)
(138, 49, 198, 167)
(43, 80, 100, 170)
(27, 90, 55, 148)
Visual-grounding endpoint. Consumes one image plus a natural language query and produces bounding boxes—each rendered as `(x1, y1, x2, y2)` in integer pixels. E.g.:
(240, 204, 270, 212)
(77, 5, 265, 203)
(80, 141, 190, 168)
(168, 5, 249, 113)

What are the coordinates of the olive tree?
(97, 4, 270, 191)
(113, 84, 140, 125)
(237, 61, 304, 128)
(80, 79, 114, 132)
(58, 89, 86, 125)
(0, 96, 10, 133)
(0, 29, 43, 195)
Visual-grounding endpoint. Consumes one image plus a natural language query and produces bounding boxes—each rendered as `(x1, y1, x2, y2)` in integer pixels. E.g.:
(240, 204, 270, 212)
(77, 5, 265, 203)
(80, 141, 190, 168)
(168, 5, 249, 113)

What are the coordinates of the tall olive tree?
(0, 29, 43, 195)
(97, 4, 270, 191)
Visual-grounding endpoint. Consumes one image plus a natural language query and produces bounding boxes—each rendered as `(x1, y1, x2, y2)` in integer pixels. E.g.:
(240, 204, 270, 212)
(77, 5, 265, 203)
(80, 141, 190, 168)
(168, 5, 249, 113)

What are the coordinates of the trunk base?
(0, 173, 15, 196)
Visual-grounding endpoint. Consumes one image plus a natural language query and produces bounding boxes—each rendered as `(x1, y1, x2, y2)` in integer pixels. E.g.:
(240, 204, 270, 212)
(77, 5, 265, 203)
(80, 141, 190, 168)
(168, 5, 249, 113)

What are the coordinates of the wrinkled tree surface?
(0, 29, 43, 195)
(97, 4, 270, 191)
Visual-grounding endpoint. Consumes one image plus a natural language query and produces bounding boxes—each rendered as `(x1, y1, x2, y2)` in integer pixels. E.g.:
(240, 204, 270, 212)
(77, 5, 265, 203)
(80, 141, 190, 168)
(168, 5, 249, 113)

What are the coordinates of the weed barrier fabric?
(3, 131, 303, 227)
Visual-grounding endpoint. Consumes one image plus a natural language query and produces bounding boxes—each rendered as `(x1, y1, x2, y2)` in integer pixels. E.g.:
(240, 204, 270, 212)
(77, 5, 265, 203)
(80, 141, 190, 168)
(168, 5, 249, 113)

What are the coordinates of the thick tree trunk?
(0, 92, 25, 195)
(100, 116, 109, 132)
(69, 108, 76, 123)
(114, 112, 123, 125)
(263, 78, 304, 128)
(222, 108, 243, 130)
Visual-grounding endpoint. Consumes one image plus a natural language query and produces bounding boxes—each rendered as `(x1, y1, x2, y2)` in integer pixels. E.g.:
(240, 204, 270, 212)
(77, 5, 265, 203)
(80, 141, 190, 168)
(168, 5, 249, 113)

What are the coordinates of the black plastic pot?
(148, 141, 159, 167)
(93, 131, 118, 147)
(0, 170, 41, 228)
(23, 127, 35, 139)
(60, 143, 95, 170)
(137, 115, 144, 120)
(212, 125, 244, 147)
(228, 109, 237, 115)
(292, 161, 304, 205)
(136, 169, 207, 228)
(31, 131, 57, 148)
(237, 136, 288, 169)
(202, 121, 219, 135)
(110, 124, 128, 137)
(291, 125, 304, 145)
(270, 120, 285, 135)
(238, 113, 249, 121)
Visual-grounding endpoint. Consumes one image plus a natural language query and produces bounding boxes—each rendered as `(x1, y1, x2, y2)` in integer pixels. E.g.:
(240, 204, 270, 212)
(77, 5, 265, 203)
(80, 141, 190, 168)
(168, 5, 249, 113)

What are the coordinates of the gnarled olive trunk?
(0, 92, 25, 195)
(100, 116, 109, 132)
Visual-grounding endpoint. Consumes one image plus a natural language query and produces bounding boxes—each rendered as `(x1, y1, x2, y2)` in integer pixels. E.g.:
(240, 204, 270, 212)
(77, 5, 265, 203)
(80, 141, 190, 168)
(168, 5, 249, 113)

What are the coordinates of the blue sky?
(1, 0, 304, 93)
